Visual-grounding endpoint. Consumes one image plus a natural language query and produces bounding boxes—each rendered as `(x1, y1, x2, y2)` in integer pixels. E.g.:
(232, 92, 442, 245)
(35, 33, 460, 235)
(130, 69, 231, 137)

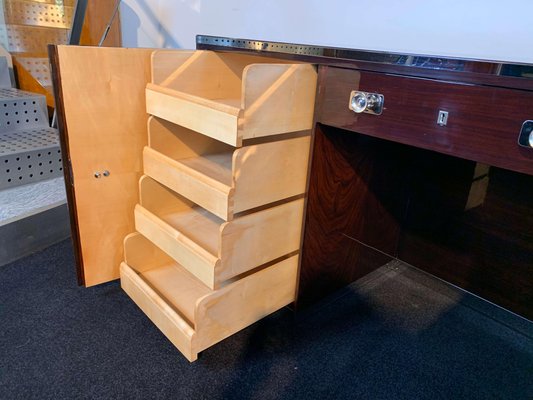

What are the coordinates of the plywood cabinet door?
(49, 46, 189, 286)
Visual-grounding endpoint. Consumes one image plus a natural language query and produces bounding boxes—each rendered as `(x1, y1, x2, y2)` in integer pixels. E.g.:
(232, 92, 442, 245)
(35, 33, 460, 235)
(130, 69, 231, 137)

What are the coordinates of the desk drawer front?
(319, 66, 533, 175)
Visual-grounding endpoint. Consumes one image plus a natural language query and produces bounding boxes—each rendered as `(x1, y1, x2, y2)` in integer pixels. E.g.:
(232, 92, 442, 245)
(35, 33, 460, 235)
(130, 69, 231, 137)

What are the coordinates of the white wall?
(120, 0, 533, 63)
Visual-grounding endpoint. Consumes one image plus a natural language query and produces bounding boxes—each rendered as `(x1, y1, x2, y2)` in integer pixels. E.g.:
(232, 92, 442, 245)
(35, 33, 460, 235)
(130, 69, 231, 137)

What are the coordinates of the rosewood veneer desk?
(50, 36, 532, 360)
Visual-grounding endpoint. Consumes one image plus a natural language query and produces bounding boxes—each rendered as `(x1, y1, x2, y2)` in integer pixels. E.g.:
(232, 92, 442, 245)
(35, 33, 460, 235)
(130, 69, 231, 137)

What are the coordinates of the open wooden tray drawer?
(144, 117, 311, 221)
(145, 50, 317, 146)
(120, 232, 298, 362)
(135, 175, 304, 289)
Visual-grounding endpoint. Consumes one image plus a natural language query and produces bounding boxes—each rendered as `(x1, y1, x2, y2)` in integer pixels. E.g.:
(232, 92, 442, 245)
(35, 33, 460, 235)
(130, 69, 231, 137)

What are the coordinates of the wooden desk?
(52, 39, 533, 327)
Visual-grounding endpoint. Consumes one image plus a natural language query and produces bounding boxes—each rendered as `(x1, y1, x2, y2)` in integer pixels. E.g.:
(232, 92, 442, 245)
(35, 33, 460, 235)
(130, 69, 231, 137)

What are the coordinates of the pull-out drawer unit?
(120, 50, 317, 360)
(146, 50, 317, 146)
(135, 175, 305, 289)
(50, 45, 317, 361)
(144, 116, 311, 221)
(121, 233, 298, 362)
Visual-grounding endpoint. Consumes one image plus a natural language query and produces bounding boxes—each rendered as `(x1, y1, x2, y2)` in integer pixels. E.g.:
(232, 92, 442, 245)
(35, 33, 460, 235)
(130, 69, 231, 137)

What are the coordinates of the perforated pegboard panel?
(0, 88, 60, 189)
(0, 88, 49, 134)
(3, 0, 74, 29)
(0, 127, 62, 189)
(15, 57, 52, 88)
(0, 24, 69, 53)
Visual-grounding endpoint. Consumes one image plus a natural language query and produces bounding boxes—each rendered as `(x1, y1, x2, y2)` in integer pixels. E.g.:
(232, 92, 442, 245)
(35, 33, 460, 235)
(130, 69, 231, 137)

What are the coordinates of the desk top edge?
(196, 35, 533, 91)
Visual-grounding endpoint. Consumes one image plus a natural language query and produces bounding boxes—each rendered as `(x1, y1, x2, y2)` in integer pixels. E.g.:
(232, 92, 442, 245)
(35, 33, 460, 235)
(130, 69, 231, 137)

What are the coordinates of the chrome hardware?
(518, 120, 533, 148)
(437, 110, 449, 126)
(95, 170, 110, 178)
(349, 91, 384, 115)
(350, 92, 368, 113)
(197, 35, 533, 83)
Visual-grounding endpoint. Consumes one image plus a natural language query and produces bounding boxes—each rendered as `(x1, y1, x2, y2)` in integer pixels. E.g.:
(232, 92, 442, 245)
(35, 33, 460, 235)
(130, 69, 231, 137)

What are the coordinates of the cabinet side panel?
(54, 45, 154, 286)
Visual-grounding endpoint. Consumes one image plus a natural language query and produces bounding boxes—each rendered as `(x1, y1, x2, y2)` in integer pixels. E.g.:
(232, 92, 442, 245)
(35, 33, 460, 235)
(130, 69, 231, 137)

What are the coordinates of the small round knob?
(103, 170, 110, 177)
(367, 94, 383, 111)
(94, 172, 101, 178)
(350, 92, 368, 113)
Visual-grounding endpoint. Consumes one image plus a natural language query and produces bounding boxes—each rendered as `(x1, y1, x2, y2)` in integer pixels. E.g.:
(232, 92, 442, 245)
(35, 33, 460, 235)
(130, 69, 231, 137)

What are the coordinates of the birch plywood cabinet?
(50, 46, 317, 361)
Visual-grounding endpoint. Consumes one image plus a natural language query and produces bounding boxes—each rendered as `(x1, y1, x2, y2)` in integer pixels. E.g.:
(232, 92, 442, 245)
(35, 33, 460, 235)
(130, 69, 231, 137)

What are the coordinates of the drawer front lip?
(146, 85, 241, 147)
(120, 262, 198, 362)
(134, 205, 218, 289)
(319, 67, 533, 175)
(143, 146, 232, 221)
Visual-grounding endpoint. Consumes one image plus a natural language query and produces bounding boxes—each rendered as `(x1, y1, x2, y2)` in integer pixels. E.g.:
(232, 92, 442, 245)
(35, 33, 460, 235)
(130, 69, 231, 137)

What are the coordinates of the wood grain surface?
(300, 122, 533, 318)
(298, 125, 410, 306)
(397, 153, 533, 320)
(318, 66, 533, 176)
(50, 46, 153, 286)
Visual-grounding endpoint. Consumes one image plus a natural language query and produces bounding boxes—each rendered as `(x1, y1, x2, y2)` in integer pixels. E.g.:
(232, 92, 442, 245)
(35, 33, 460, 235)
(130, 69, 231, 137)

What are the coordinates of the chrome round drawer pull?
(518, 120, 533, 149)
(349, 91, 384, 115)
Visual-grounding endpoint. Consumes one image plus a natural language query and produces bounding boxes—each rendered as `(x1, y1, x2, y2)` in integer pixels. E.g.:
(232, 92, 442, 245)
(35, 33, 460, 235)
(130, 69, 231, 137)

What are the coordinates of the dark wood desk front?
(299, 64, 533, 319)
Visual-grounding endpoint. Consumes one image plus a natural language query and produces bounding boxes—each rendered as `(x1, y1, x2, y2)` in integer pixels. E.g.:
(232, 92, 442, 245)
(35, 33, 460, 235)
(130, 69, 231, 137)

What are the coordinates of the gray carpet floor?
(1, 239, 532, 399)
